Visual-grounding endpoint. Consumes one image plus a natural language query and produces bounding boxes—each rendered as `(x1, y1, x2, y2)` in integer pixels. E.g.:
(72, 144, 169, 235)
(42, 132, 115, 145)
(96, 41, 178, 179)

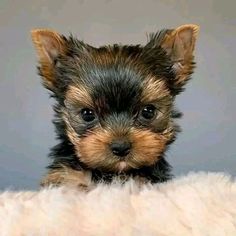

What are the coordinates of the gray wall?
(0, 0, 235, 190)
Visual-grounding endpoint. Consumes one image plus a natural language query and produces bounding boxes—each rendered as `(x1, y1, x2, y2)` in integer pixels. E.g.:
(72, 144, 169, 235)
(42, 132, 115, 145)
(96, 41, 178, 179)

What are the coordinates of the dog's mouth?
(98, 157, 133, 173)
(102, 154, 152, 173)
(115, 161, 129, 172)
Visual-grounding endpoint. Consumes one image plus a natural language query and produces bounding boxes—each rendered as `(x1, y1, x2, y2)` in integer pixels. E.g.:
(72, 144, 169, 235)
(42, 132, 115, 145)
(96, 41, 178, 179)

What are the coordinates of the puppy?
(31, 24, 199, 188)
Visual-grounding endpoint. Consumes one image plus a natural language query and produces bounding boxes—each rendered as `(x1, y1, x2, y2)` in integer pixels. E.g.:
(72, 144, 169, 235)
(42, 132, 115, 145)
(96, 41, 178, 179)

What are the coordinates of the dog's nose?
(110, 140, 131, 157)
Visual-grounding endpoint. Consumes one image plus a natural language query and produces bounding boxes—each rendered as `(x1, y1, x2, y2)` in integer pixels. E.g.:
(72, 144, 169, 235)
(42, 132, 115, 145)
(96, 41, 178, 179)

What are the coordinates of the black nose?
(110, 140, 131, 157)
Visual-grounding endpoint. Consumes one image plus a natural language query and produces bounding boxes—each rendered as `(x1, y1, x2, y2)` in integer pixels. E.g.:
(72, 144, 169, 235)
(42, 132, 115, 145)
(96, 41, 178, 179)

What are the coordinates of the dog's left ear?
(162, 24, 199, 89)
(147, 24, 199, 92)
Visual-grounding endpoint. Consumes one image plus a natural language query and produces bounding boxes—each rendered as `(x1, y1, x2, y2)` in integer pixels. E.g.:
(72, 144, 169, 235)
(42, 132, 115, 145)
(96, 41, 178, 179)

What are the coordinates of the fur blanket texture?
(0, 172, 236, 236)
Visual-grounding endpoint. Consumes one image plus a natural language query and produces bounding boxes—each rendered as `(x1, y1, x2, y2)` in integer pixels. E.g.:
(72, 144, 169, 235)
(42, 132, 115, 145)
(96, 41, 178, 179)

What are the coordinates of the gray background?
(0, 0, 235, 190)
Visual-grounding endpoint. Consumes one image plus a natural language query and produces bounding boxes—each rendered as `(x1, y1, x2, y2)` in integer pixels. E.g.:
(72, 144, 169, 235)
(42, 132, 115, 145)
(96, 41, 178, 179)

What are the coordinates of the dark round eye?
(80, 108, 96, 122)
(140, 105, 157, 120)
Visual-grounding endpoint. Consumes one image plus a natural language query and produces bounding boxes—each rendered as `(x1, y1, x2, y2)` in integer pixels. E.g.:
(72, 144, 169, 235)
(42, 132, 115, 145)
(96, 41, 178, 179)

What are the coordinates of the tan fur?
(141, 75, 171, 103)
(66, 85, 94, 108)
(161, 24, 199, 61)
(36, 60, 55, 89)
(41, 165, 92, 189)
(91, 48, 118, 66)
(67, 124, 173, 172)
(130, 127, 171, 167)
(62, 110, 82, 149)
(31, 29, 65, 62)
(161, 24, 199, 86)
(31, 29, 66, 89)
(174, 59, 195, 86)
(78, 128, 118, 171)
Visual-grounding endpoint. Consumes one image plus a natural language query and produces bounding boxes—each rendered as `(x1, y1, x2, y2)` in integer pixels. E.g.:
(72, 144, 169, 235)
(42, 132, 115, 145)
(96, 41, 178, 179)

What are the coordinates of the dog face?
(31, 25, 199, 173)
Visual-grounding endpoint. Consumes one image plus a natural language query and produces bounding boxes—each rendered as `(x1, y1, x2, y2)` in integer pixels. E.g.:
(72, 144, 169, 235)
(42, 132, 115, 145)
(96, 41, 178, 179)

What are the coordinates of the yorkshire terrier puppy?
(31, 24, 199, 188)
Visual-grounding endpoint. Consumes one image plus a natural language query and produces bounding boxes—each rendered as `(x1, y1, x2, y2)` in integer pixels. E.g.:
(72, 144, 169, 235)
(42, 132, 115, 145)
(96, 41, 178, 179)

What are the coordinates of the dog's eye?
(80, 108, 96, 122)
(140, 105, 157, 120)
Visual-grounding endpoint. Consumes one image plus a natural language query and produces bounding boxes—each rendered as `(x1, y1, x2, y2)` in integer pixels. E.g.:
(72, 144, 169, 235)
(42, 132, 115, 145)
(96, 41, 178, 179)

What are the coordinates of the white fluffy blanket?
(0, 172, 236, 236)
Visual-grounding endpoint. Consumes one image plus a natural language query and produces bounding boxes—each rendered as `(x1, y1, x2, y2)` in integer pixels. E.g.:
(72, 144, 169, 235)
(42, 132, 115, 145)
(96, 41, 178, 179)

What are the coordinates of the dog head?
(31, 25, 199, 172)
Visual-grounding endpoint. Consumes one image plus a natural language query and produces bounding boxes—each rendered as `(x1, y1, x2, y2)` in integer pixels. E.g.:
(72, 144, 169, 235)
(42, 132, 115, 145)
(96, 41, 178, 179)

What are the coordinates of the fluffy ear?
(31, 29, 66, 90)
(144, 24, 199, 93)
(160, 24, 199, 89)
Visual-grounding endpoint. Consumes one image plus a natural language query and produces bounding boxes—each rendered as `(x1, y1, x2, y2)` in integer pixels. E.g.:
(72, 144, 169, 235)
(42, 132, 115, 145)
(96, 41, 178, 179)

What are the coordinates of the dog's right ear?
(31, 29, 66, 90)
